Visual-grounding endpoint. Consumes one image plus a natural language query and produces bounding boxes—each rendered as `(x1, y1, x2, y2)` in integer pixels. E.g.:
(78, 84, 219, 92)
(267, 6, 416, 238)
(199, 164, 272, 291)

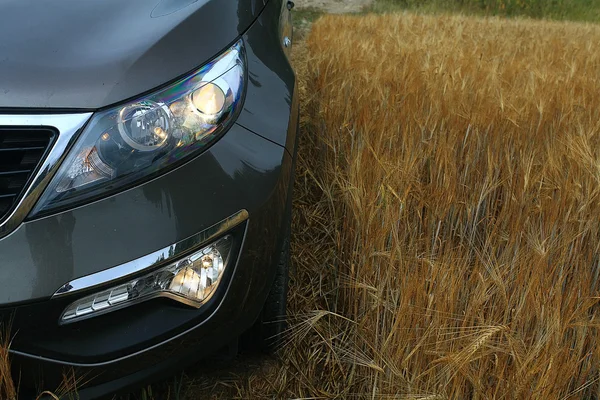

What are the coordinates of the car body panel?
(0, 123, 286, 305)
(236, 0, 299, 152)
(0, 0, 266, 109)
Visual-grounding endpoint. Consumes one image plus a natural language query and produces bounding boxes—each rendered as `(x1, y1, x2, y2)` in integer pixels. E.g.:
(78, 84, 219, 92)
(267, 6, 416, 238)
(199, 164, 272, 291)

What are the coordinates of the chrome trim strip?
(53, 209, 249, 297)
(0, 113, 92, 239)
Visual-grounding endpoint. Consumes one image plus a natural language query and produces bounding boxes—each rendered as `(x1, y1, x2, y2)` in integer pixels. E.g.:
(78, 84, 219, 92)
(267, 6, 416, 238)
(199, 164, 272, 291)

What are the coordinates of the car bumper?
(1, 1, 299, 395)
(7, 120, 297, 397)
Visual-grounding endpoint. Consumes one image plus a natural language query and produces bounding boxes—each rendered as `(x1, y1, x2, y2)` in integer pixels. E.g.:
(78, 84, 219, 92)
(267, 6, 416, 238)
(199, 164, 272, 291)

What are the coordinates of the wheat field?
(209, 13, 600, 400)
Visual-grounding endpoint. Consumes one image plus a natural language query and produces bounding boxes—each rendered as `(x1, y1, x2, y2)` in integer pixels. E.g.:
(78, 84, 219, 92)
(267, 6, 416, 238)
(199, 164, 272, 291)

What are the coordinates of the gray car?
(0, 0, 298, 397)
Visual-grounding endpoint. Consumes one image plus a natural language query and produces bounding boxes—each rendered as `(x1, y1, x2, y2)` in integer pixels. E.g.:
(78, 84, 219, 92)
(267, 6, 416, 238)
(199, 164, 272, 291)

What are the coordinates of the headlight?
(31, 40, 245, 216)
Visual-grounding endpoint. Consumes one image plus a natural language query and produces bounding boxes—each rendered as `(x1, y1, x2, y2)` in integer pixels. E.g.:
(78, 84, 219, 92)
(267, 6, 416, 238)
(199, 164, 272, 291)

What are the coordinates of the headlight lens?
(31, 40, 245, 216)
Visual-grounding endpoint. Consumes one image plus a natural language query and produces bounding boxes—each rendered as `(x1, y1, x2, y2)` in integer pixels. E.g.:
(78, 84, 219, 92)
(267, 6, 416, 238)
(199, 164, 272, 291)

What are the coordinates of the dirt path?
(295, 0, 373, 13)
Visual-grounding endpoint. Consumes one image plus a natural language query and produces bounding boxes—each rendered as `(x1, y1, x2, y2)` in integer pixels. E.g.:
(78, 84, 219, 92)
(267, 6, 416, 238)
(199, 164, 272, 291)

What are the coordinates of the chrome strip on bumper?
(53, 209, 249, 297)
(0, 113, 92, 239)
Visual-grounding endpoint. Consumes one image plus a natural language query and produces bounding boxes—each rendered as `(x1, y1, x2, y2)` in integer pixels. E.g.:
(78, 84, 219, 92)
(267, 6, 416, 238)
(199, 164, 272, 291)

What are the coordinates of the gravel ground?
(294, 0, 373, 13)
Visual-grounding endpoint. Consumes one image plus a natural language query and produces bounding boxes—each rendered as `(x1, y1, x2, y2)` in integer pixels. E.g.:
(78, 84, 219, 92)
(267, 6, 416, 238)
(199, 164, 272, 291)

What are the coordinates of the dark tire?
(242, 212, 291, 354)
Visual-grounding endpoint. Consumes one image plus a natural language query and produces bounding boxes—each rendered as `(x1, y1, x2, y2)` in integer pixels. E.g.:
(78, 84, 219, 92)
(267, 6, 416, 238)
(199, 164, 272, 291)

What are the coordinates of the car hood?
(0, 0, 266, 109)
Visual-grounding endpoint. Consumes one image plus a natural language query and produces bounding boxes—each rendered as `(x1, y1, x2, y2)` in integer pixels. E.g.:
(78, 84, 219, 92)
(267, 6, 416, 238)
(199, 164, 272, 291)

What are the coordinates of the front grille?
(0, 128, 55, 222)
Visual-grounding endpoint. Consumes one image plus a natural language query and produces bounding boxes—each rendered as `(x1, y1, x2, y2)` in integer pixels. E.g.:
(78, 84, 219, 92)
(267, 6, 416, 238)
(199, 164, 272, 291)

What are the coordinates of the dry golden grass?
(211, 13, 600, 399)
(0, 324, 15, 400)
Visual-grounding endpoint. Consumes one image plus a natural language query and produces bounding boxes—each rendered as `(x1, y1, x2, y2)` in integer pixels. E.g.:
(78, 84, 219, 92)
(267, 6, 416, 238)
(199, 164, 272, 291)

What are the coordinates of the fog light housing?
(61, 236, 232, 324)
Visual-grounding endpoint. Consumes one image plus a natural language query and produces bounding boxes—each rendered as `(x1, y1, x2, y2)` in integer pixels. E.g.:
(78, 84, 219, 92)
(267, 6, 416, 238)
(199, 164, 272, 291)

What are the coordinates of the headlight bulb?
(191, 83, 225, 116)
(118, 100, 172, 152)
(169, 266, 202, 298)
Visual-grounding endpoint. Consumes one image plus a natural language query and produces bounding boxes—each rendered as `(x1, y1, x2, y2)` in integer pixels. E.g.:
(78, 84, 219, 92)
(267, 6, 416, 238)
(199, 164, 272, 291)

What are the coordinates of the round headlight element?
(191, 83, 225, 116)
(118, 100, 172, 152)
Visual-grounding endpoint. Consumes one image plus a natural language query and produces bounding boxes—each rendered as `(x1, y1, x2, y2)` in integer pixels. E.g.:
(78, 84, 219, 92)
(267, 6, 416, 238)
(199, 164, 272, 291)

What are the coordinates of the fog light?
(61, 236, 232, 324)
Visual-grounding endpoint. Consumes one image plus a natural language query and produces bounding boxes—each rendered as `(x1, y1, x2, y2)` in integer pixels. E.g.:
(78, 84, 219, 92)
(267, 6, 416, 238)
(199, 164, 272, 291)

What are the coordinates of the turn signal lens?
(280, 0, 294, 58)
(60, 236, 232, 324)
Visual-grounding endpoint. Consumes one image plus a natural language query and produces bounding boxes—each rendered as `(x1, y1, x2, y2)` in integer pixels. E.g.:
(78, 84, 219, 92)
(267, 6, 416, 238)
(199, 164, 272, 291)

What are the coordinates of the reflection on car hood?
(0, 0, 266, 109)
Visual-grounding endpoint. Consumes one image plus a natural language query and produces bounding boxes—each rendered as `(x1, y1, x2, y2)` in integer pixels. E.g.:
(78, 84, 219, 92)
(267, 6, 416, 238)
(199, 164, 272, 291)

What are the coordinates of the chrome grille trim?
(0, 127, 55, 221)
(0, 113, 93, 239)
